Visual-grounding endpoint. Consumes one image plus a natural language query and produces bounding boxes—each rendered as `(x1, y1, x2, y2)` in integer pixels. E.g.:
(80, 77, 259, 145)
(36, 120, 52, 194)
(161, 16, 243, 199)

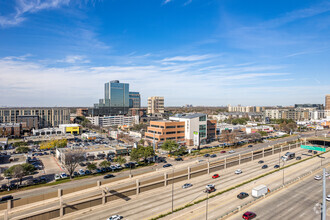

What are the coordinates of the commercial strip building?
(32, 124, 81, 136)
(147, 96, 164, 114)
(0, 107, 70, 128)
(86, 115, 139, 127)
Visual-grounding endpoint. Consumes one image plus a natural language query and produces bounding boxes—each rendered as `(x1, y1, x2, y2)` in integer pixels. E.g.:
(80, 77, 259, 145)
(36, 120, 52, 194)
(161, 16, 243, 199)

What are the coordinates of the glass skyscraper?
(91, 80, 130, 116)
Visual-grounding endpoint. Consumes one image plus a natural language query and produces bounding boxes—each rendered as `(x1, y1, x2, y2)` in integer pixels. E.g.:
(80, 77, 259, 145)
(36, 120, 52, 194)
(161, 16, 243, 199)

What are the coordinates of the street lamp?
(282, 160, 285, 186)
(206, 191, 209, 220)
(171, 167, 174, 213)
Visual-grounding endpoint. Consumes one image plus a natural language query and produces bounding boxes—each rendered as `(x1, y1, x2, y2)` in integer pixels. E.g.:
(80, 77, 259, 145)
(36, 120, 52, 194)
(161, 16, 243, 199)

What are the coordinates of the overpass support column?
(164, 173, 167, 186)
(4, 210, 7, 220)
(251, 151, 254, 161)
(97, 181, 101, 188)
(59, 196, 63, 217)
(272, 145, 275, 155)
(102, 190, 106, 205)
(262, 148, 265, 157)
(224, 157, 227, 169)
(207, 162, 210, 174)
(238, 154, 241, 165)
(188, 167, 191, 179)
(136, 179, 140, 195)
(288, 144, 291, 150)
(58, 189, 63, 198)
(6, 200, 11, 211)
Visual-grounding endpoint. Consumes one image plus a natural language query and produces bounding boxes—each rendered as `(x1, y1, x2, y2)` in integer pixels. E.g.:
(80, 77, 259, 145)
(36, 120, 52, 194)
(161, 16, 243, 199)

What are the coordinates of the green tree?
(129, 145, 155, 163)
(257, 131, 268, 136)
(99, 160, 111, 168)
(15, 146, 30, 153)
(160, 140, 179, 153)
(113, 156, 127, 166)
(4, 163, 35, 185)
(87, 162, 97, 171)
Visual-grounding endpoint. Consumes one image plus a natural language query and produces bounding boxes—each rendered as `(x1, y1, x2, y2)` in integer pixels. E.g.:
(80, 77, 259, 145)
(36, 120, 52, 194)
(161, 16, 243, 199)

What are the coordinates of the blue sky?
(0, 0, 329, 107)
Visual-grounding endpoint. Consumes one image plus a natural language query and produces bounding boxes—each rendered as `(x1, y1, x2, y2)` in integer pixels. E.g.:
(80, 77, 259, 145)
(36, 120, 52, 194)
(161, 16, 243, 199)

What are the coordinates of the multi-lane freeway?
(55, 144, 329, 220)
(227, 169, 330, 220)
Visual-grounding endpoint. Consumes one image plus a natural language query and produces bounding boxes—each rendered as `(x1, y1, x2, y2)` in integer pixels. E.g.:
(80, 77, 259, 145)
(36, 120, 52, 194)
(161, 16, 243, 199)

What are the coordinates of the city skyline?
(0, 0, 330, 106)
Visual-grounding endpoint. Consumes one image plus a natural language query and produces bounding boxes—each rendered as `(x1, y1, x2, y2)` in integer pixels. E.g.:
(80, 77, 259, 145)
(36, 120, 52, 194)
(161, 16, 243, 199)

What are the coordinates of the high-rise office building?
(148, 96, 164, 114)
(326, 94, 330, 110)
(90, 80, 131, 116)
(129, 92, 141, 108)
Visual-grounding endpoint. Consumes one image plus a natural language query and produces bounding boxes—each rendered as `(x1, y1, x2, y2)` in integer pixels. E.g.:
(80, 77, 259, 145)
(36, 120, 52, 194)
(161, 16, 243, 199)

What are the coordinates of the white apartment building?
(169, 113, 207, 146)
(264, 109, 282, 119)
(87, 115, 139, 127)
(148, 96, 164, 114)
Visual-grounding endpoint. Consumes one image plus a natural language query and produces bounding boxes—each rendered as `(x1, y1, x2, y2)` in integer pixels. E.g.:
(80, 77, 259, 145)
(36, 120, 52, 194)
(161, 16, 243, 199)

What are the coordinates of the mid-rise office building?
(87, 115, 139, 127)
(294, 104, 324, 110)
(0, 107, 70, 128)
(326, 94, 330, 110)
(129, 92, 141, 108)
(169, 113, 208, 146)
(148, 96, 164, 114)
(145, 120, 185, 148)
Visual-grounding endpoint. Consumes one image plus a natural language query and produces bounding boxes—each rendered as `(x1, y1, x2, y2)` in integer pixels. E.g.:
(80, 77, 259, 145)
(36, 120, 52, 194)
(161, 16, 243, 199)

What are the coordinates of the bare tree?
(63, 149, 85, 179)
(13, 165, 25, 186)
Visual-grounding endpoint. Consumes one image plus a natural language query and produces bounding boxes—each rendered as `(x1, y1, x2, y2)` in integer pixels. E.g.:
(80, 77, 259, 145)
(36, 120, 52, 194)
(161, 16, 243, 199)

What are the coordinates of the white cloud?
(0, 0, 70, 27)
(57, 55, 90, 64)
(0, 54, 302, 106)
(163, 0, 172, 4)
(162, 54, 215, 62)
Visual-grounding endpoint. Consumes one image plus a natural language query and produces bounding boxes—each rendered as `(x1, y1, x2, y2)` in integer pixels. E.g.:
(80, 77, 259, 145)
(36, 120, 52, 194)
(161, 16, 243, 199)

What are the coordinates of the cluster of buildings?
(144, 113, 216, 148)
(228, 105, 265, 113)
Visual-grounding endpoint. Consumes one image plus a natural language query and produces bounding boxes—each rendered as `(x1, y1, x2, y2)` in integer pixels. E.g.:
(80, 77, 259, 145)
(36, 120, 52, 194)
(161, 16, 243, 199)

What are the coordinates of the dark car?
(258, 160, 264, 164)
(163, 164, 172, 168)
(296, 156, 302, 160)
(73, 171, 78, 177)
(274, 165, 280, 169)
(96, 168, 102, 173)
(103, 174, 115, 179)
(308, 150, 312, 153)
(210, 154, 217, 158)
(313, 151, 317, 154)
(248, 145, 253, 148)
(39, 176, 47, 183)
(262, 165, 268, 169)
(242, 211, 256, 220)
(175, 157, 183, 161)
(85, 170, 91, 175)
(237, 192, 249, 199)
(204, 154, 210, 157)
(79, 162, 86, 167)
(0, 195, 13, 202)
(101, 168, 107, 173)
(0, 184, 7, 191)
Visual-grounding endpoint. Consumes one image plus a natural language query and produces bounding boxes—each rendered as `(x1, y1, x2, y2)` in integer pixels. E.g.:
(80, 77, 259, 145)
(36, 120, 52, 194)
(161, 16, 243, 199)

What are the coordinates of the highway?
(6, 130, 325, 201)
(56, 145, 328, 220)
(227, 169, 330, 220)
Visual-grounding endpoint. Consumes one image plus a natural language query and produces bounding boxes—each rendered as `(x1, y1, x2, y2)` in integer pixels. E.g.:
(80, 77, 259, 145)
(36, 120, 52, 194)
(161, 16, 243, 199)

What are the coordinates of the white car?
(228, 150, 235, 154)
(182, 183, 193, 189)
(107, 215, 123, 220)
(60, 173, 68, 178)
(314, 175, 322, 180)
(325, 172, 329, 177)
(235, 169, 242, 174)
(78, 169, 85, 175)
(55, 174, 61, 180)
(327, 194, 330, 202)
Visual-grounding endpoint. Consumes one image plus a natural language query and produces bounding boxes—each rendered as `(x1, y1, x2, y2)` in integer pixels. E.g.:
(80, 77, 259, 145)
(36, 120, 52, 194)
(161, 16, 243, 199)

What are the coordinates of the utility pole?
(282, 160, 285, 185)
(322, 168, 326, 220)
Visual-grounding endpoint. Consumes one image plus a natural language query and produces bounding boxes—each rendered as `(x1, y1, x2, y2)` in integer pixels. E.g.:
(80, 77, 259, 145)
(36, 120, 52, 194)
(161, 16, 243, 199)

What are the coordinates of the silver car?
(182, 183, 193, 189)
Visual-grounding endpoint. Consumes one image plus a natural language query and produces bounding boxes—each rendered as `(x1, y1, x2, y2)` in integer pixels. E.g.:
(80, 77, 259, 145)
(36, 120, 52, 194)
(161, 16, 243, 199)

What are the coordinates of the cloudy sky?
(0, 0, 329, 107)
